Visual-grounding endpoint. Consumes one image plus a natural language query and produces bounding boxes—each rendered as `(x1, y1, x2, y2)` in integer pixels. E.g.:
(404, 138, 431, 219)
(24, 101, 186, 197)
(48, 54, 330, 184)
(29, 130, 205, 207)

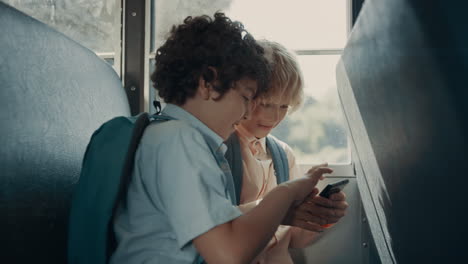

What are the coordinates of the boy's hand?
(282, 163, 333, 202)
(282, 188, 326, 232)
(280, 163, 334, 232)
(286, 191, 348, 231)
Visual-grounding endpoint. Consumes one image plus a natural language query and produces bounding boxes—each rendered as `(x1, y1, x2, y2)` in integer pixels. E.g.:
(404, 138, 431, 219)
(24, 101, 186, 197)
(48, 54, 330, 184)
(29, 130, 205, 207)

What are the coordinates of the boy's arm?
(193, 185, 293, 264)
(238, 199, 261, 213)
(193, 169, 328, 264)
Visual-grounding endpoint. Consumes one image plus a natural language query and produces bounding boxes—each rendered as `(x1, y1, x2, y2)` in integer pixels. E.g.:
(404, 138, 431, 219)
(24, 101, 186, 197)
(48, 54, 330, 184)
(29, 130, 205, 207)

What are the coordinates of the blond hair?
(257, 40, 304, 112)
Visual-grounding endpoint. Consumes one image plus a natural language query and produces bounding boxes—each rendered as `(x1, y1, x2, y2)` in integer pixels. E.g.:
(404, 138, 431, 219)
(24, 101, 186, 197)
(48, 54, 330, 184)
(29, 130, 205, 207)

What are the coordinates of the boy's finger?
(312, 188, 319, 196)
(305, 188, 319, 199)
(294, 211, 327, 226)
(304, 172, 323, 187)
(329, 191, 346, 201)
(306, 167, 331, 176)
(291, 219, 325, 233)
(300, 189, 319, 204)
(308, 167, 333, 179)
(307, 163, 328, 173)
(313, 197, 349, 210)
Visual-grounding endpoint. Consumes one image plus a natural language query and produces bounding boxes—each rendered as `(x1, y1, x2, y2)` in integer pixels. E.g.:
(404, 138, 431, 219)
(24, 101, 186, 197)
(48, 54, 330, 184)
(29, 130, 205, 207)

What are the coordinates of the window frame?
(95, 0, 123, 78)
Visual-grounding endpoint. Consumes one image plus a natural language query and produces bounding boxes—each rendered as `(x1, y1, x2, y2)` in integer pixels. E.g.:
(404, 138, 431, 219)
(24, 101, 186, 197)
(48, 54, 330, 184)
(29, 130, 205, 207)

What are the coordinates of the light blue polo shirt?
(110, 104, 242, 264)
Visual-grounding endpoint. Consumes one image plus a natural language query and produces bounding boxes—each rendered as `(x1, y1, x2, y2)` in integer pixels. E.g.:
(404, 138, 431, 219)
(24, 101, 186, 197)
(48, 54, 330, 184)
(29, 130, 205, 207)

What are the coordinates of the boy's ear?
(203, 66, 218, 84)
(198, 76, 211, 100)
(198, 67, 220, 100)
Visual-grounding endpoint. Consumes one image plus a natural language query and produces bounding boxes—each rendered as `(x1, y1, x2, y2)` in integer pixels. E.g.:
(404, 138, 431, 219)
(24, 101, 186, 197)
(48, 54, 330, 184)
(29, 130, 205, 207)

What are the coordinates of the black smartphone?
(319, 179, 349, 198)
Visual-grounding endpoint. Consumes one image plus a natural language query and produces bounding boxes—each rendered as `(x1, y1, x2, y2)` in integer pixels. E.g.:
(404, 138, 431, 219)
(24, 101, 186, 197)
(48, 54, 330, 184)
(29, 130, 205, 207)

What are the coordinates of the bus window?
(152, 0, 351, 165)
(4, 0, 122, 74)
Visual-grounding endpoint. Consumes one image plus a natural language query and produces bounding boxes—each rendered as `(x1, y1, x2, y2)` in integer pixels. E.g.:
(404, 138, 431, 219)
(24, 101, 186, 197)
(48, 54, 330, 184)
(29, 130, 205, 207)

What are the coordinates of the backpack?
(67, 112, 174, 264)
(224, 133, 289, 205)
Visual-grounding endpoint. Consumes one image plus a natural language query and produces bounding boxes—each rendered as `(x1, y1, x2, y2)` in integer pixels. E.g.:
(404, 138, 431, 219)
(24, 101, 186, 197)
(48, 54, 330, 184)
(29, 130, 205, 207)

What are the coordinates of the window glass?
(270, 55, 349, 164)
(225, 0, 347, 50)
(3, 0, 120, 53)
(151, 0, 232, 52)
(152, 0, 346, 51)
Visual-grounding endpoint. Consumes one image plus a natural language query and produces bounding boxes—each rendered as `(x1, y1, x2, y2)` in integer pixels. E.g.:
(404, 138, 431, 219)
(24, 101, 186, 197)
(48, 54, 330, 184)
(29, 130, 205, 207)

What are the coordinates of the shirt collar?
(161, 104, 226, 154)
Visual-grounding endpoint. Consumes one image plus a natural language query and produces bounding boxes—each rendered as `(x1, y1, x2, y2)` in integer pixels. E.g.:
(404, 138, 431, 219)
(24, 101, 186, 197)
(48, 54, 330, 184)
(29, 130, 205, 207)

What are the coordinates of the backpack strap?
(265, 136, 289, 184)
(109, 112, 176, 257)
(108, 113, 151, 257)
(225, 133, 291, 205)
(151, 113, 175, 122)
(116, 113, 150, 207)
(224, 133, 243, 205)
(113, 112, 175, 209)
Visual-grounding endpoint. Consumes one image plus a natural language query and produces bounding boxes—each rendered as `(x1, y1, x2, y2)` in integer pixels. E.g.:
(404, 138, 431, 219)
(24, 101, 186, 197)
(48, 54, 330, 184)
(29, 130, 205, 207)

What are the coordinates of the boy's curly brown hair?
(151, 12, 270, 105)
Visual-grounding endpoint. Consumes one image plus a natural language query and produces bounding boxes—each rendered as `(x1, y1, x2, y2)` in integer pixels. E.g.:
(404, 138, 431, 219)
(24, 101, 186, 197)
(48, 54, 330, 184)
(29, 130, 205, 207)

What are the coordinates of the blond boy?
(230, 40, 348, 263)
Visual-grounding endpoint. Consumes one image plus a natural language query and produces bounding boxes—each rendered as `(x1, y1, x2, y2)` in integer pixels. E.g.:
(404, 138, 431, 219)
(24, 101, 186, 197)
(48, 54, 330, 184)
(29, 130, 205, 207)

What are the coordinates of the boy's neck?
(179, 96, 226, 140)
(178, 99, 209, 127)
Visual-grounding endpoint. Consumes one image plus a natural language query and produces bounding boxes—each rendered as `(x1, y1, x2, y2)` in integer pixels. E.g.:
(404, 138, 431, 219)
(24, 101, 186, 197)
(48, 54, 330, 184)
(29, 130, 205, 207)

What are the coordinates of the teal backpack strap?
(151, 113, 175, 122)
(109, 113, 176, 256)
(107, 113, 151, 256)
(114, 114, 150, 207)
(224, 133, 243, 205)
(266, 136, 289, 183)
(225, 133, 290, 204)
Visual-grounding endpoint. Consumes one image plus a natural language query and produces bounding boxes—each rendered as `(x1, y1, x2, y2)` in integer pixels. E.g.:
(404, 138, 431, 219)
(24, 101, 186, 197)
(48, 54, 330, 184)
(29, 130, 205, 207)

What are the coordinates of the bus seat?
(0, 3, 130, 263)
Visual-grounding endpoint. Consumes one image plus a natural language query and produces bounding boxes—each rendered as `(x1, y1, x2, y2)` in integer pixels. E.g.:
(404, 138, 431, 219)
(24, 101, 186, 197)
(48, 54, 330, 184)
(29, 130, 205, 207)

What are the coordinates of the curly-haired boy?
(110, 13, 332, 264)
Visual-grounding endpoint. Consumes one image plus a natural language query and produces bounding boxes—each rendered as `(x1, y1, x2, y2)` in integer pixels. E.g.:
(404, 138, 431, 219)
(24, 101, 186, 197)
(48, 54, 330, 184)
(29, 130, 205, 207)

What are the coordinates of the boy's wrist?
(276, 183, 296, 203)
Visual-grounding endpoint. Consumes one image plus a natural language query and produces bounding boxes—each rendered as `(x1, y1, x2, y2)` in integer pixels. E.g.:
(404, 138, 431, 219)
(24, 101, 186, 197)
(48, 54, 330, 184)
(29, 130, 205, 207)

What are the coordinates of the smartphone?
(319, 179, 349, 198)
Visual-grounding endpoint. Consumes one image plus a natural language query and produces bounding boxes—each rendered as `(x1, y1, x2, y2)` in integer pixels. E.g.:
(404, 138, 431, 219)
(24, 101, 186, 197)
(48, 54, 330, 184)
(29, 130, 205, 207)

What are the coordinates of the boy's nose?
(243, 106, 252, 120)
(243, 101, 256, 120)
(273, 108, 280, 120)
(266, 107, 280, 121)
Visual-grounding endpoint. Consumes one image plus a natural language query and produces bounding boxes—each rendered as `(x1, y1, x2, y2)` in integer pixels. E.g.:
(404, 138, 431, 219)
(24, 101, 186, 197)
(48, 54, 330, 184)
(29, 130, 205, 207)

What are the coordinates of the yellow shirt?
(235, 126, 318, 264)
